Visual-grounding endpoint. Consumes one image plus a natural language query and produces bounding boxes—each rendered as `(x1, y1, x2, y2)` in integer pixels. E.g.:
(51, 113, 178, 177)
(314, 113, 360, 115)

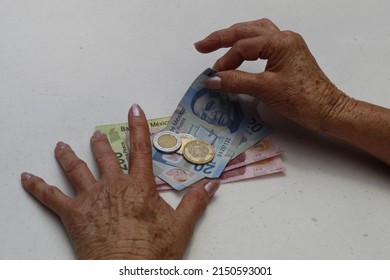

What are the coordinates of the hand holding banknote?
(152, 68, 272, 190)
(195, 18, 390, 164)
(21, 104, 220, 259)
(194, 18, 340, 132)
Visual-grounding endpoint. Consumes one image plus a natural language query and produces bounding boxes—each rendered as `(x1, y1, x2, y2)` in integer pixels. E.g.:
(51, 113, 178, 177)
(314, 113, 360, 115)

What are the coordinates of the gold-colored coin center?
(188, 145, 208, 157)
(158, 134, 177, 148)
(183, 140, 215, 164)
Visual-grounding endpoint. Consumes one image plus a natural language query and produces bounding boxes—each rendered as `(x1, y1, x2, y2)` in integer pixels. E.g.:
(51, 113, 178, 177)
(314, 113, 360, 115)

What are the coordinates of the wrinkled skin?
(195, 19, 390, 164)
(21, 104, 220, 259)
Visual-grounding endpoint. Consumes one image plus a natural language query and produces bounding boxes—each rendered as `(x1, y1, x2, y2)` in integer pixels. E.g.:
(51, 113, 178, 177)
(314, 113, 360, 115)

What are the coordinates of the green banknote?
(96, 117, 170, 172)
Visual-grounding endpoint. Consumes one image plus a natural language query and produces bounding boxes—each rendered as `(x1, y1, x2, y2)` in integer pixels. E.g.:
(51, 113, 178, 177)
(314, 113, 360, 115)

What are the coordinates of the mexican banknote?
(96, 118, 284, 190)
(151, 68, 272, 190)
(156, 156, 285, 191)
(96, 117, 169, 172)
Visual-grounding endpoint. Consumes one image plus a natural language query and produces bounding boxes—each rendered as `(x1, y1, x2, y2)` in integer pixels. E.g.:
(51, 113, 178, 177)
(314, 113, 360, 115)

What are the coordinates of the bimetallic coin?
(153, 131, 182, 153)
(177, 133, 196, 155)
(183, 140, 215, 164)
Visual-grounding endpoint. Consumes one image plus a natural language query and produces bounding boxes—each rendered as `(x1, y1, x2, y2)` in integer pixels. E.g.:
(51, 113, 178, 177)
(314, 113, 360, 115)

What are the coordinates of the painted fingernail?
(206, 76, 222, 90)
(92, 131, 104, 139)
(204, 180, 220, 198)
(56, 141, 66, 149)
(131, 103, 141, 117)
(21, 172, 32, 181)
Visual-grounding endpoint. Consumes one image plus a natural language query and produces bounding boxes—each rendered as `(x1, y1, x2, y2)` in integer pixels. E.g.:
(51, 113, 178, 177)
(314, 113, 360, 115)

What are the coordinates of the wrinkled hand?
(195, 18, 348, 131)
(21, 104, 220, 259)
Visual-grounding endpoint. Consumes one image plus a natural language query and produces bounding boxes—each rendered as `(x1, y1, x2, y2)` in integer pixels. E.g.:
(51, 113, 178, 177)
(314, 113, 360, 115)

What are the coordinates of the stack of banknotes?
(96, 68, 285, 191)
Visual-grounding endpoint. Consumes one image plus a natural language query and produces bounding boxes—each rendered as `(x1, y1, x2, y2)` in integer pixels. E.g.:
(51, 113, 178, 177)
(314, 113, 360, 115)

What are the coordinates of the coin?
(183, 140, 215, 164)
(153, 131, 182, 153)
(176, 133, 196, 155)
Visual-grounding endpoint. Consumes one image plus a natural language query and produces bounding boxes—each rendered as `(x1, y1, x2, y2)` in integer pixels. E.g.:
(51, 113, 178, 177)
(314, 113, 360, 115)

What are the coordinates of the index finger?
(194, 18, 280, 53)
(212, 33, 284, 71)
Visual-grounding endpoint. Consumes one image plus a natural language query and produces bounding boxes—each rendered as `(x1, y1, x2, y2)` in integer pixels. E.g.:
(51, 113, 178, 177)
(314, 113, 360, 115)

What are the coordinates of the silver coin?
(177, 133, 196, 155)
(153, 131, 182, 153)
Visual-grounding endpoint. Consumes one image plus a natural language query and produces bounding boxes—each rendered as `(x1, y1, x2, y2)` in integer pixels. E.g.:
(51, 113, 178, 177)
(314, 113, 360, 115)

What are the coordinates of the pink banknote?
(156, 156, 285, 191)
(224, 136, 282, 172)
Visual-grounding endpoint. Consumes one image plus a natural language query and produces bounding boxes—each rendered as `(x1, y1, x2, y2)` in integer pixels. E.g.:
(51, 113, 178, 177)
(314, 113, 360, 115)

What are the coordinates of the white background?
(1, 0, 389, 259)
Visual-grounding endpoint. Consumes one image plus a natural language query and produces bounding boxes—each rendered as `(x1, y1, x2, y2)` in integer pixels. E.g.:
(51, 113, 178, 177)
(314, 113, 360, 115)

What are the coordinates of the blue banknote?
(152, 68, 271, 190)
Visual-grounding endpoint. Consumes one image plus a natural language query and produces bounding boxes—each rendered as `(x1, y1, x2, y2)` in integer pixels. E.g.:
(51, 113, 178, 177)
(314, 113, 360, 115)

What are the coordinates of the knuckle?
(233, 38, 253, 55)
(233, 39, 245, 50)
(94, 150, 111, 161)
(130, 120, 148, 133)
(41, 186, 60, 206)
(95, 153, 118, 169)
(65, 158, 88, 176)
(28, 176, 44, 192)
(230, 22, 243, 29)
(279, 30, 304, 44)
(209, 30, 222, 41)
(228, 74, 244, 92)
(237, 18, 275, 31)
(255, 18, 274, 27)
(230, 40, 248, 59)
(231, 22, 251, 33)
(130, 139, 152, 154)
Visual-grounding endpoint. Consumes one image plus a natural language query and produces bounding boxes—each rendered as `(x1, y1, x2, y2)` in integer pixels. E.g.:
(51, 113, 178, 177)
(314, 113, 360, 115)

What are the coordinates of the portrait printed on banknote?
(190, 88, 244, 133)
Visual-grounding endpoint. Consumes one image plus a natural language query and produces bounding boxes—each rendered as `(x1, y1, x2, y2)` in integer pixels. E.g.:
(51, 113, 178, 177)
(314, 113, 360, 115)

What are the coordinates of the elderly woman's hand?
(21, 104, 220, 259)
(195, 19, 390, 164)
(194, 18, 345, 132)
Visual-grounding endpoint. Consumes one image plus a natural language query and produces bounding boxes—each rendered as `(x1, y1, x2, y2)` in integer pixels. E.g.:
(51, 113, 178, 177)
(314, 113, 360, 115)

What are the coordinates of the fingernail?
(56, 141, 66, 149)
(204, 180, 220, 198)
(194, 41, 202, 48)
(92, 131, 104, 139)
(206, 76, 222, 90)
(21, 172, 32, 181)
(131, 103, 141, 116)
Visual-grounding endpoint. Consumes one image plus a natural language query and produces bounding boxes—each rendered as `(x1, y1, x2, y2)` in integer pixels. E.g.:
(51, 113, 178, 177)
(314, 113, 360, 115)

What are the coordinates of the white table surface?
(1, 0, 389, 259)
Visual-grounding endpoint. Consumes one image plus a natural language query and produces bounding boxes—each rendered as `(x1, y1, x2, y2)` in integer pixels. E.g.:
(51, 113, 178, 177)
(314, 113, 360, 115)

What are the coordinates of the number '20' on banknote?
(152, 68, 272, 190)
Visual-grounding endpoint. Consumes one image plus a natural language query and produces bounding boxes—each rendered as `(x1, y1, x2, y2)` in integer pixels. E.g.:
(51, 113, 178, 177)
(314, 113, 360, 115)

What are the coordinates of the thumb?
(176, 179, 220, 228)
(206, 70, 272, 98)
